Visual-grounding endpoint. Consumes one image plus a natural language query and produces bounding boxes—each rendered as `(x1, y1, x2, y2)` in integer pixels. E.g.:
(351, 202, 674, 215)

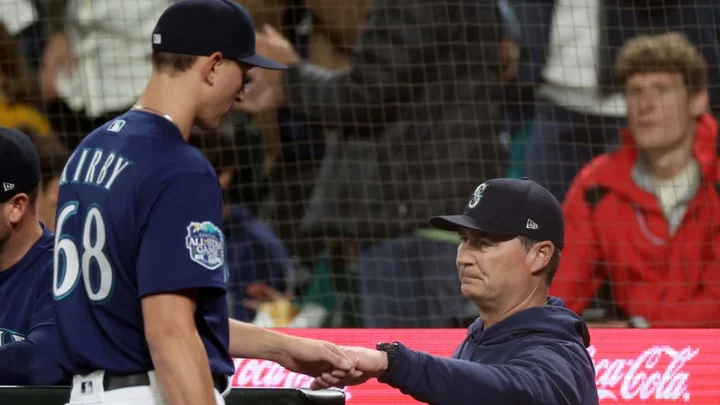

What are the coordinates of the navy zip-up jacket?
(378, 297, 598, 405)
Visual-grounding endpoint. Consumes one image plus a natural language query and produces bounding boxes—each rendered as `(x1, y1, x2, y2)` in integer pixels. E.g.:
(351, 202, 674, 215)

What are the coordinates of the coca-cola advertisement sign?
(231, 329, 720, 404)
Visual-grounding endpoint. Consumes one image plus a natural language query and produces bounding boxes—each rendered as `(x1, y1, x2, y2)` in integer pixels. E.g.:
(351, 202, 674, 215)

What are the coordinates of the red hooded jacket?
(550, 113, 720, 327)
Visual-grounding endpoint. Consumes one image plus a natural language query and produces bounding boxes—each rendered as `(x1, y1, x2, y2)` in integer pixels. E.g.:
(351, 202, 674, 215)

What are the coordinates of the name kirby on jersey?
(0, 328, 25, 345)
(59, 148, 132, 190)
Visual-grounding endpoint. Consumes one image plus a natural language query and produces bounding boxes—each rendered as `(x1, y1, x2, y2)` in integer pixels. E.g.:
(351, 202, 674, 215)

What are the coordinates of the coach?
(311, 178, 598, 405)
(0, 127, 65, 385)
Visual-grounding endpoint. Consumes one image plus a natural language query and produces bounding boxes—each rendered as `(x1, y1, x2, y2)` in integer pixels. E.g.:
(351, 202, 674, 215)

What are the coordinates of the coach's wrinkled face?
(197, 54, 250, 130)
(456, 229, 534, 307)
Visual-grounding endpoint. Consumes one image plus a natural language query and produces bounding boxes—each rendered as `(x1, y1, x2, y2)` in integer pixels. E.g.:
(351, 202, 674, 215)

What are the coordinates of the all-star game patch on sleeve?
(136, 172, 229, 296)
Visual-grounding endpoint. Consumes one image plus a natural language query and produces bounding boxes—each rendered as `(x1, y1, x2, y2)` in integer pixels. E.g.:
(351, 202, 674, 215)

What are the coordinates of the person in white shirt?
(522, 0, 626, 203)
(518, 0, 720, 203)
(40, 0, 173, 151)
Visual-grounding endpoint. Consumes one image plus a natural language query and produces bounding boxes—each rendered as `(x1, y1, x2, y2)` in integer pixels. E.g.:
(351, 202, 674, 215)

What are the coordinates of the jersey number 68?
(53, 202, 114, 303)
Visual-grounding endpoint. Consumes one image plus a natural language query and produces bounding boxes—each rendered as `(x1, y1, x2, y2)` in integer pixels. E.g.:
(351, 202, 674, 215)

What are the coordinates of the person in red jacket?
(550, 32, 720, 328)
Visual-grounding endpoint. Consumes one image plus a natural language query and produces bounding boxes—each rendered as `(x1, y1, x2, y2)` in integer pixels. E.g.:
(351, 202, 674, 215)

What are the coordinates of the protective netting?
(2, 0, 719, 328)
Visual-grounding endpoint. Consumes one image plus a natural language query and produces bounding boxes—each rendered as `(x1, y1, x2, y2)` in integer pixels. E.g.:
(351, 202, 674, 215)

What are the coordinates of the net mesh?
(2, 0, 719, 328)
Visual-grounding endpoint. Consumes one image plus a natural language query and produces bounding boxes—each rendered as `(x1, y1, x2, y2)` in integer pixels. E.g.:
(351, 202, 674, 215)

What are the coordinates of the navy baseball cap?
(151, 0, 287, 70)
(0, 127, 41, 203)
(429, 178, 565, 249)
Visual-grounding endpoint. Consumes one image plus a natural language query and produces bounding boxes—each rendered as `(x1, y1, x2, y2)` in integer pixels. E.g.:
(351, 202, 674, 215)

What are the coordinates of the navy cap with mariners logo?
(429, 177, 565, 249)
(151, 0, 287, 70)
(0, 126, 41, 203)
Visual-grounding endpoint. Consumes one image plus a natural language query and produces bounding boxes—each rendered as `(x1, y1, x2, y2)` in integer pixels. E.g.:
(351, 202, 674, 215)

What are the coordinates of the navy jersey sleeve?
(379, 343, 593, 405)
(137, 172, 228, 297)
(0, 266, 65, 385)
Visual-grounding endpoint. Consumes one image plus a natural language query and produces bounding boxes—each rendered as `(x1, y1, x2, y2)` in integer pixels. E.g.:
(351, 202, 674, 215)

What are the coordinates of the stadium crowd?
(2, 0, 720, 331)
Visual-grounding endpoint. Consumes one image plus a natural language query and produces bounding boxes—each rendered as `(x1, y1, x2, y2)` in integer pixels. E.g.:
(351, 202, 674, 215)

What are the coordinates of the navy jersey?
(53, 110, 234, 377)
(0, 226, 65, 384)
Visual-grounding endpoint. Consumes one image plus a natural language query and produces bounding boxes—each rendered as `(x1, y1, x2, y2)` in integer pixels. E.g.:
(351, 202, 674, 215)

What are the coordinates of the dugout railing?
(0, 387, 346, 405)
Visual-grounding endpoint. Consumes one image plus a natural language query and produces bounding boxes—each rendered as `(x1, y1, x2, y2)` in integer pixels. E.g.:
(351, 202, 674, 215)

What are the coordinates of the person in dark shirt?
(189, 129, 290, 322)
(0, 126, 65, 385)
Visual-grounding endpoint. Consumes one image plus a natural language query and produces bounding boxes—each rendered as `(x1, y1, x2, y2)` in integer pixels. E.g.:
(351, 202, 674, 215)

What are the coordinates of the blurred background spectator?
(551, 33, 720, 328)
(188, 126, 292, 323)
(39, 0, 172, 151)
(0, 21, 50, 135)
(514, 0, 720, 202)
(238, 0, 509, 327)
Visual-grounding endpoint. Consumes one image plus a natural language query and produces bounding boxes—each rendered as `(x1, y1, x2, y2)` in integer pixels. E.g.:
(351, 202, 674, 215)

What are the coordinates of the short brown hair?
(615, 32, 707, 94)
(26, 131, 69, 189)
(518, 236, 561, 286)
(151, 51, 199, 73)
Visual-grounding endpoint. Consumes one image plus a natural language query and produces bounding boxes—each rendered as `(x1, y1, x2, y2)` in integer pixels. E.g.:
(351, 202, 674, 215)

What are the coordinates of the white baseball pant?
(66, 370, 231, 405)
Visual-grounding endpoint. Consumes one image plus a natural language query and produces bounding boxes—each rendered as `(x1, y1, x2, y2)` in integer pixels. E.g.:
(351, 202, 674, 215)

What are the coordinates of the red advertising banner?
(230, 329, 720, 404)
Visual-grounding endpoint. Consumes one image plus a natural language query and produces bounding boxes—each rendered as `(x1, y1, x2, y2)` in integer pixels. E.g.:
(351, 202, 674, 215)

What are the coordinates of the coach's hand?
(41, 32, 74, 100)
(275, 336, 356, 378)
(255, 24, 299, 66)
(310, 346, 387, 390)
(236, 24, 298, 113)
(235, 70, 284, 113)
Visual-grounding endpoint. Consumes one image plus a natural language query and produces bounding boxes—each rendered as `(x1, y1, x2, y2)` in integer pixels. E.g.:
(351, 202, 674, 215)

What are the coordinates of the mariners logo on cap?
(185, 221, 225, 270)
(468, 183, 486, 209)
